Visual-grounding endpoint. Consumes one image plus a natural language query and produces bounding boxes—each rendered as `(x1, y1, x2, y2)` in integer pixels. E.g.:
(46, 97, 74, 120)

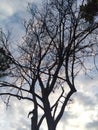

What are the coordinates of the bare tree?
(0, 0, 98, 130)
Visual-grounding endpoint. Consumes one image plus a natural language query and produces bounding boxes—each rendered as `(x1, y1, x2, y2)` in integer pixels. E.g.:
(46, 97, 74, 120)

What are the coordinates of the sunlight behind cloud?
(0, 0, 39, 21)
(0, 3, 13, 20)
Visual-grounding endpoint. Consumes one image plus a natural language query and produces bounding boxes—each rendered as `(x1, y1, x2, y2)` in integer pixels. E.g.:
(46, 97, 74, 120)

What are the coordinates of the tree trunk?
(45, 110, 56, 130)
(47, 120, 56, 130)
(31, 117, 38, 130)
(43, 95, 56, 130)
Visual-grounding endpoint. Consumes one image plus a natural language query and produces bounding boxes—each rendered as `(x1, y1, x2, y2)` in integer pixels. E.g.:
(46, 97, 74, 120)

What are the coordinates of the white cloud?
(0, 98, 31, 130)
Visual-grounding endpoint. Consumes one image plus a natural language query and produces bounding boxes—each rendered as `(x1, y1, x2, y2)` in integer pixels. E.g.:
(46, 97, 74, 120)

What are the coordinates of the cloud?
(0, 0, 40, 21)
(0, 0, 27, 28)
(0, 0, 41, 42)
(0, 98, 32, 130)
(58, 89, 98, 130)
(74, 92, 96, 109)
(86, 120, 98, 130)
(0, 3, 13, 20)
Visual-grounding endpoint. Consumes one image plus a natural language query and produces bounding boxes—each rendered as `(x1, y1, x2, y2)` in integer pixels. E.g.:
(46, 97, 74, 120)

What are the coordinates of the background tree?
(80, 0, 98, 23)
(0, 0, 98, 130)
(0, 30, 12, 77)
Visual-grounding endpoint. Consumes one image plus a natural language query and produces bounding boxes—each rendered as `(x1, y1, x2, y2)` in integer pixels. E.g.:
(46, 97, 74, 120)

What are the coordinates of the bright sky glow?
(0, 0, 98, 130)
(0, 4, 13, 20)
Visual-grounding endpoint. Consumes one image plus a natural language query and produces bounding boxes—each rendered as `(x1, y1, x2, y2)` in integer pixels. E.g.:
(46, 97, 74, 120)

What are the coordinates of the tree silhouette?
(0, 0, 98, 130)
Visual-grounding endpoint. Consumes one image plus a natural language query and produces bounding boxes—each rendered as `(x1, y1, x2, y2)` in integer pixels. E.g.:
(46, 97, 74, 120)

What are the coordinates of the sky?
(0, 0, 98, 130)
